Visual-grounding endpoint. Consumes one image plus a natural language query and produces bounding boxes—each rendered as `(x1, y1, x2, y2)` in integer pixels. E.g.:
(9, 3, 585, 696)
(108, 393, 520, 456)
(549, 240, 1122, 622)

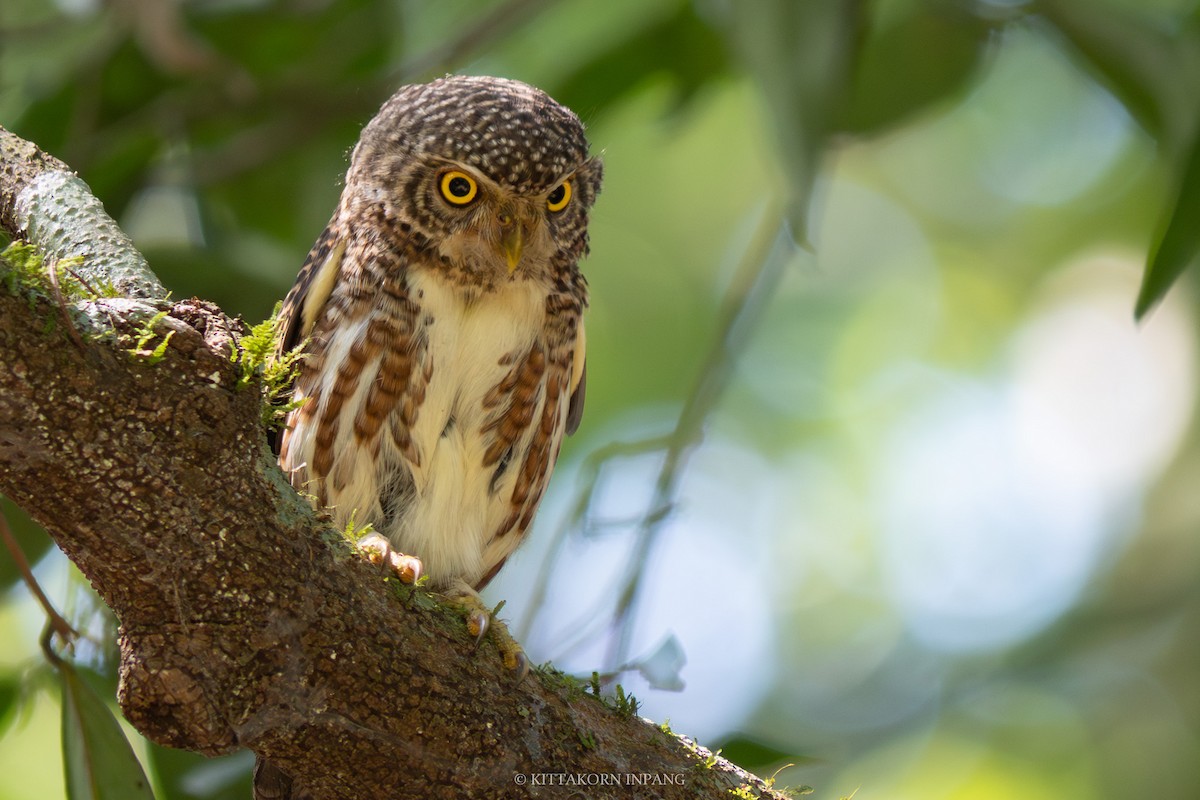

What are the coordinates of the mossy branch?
(1, 126, 165, 299)
(0, 125, 790, 799)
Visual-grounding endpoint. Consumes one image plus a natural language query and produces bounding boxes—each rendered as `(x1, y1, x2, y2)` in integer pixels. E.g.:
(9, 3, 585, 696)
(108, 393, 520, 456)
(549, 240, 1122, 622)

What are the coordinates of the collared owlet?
(272, 75, 600, 663)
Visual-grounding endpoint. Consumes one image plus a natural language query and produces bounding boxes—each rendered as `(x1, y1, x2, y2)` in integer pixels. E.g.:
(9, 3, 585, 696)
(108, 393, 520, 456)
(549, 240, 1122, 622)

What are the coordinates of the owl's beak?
(500, 226, 523, 273)
(497, 208, 524, 273)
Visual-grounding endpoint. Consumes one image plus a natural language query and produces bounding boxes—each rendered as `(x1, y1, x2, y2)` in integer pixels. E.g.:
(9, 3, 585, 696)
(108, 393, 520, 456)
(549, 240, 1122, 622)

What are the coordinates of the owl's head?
(345, 75, 602, 282)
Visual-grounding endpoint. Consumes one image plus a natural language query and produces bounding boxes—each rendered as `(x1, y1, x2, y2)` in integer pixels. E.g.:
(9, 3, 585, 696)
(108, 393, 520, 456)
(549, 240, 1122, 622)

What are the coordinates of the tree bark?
(0, 125, 786, 799)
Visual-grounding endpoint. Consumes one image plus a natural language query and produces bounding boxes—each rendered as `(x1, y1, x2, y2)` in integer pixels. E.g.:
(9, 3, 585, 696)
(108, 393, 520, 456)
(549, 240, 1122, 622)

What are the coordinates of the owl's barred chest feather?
(261, 72, 599, 799)
(280, 269, 578, 589)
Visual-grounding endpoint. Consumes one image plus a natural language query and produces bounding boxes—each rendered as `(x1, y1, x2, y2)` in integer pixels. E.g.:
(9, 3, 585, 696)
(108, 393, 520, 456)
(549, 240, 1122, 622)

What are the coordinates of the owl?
(272, 75, 601, 666)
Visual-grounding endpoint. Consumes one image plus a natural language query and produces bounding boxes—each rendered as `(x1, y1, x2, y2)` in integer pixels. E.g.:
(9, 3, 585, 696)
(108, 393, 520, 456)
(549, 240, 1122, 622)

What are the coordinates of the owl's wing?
(565, 320, 586, 435)
(275, 225, 345, 360)
(271, 226, 345, 458)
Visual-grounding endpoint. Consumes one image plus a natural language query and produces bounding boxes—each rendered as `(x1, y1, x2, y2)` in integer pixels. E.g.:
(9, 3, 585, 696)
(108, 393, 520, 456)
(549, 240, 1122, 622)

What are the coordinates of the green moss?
(612, 682, 641, 720)
(579, 671, 643, 719)
(533, 662, 589, 700)
(125, 310, 175, 364)
(762, 764, 812, 798)
(1, 241, 46, 293)
(338, 509, 374, 545)
(232, 301, 306, 429)
(2, 240, 124, 357)
(0, 241, 118, 300)
(267, 451, 321, 529)
(391, 578, 438, 611)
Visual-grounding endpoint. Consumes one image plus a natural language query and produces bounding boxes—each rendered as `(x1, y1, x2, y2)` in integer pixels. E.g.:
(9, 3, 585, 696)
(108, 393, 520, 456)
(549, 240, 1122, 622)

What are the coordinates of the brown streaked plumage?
(258, 74, 599, 799)
(275, 74, 599, 595)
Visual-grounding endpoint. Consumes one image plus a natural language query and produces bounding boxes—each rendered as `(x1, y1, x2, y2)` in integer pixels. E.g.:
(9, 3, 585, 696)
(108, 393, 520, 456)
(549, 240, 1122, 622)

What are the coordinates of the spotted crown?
(351, 75, 591, 195)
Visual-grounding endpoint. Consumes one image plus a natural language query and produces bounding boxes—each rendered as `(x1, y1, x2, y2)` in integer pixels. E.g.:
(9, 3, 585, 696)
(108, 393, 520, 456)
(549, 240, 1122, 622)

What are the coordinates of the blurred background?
(2, 0, 1200, 798)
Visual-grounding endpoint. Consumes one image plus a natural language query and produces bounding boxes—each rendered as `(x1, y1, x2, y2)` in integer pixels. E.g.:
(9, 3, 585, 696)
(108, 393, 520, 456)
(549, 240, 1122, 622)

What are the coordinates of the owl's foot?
(356, 532, 423, 584)
(445, 581, 529, 678)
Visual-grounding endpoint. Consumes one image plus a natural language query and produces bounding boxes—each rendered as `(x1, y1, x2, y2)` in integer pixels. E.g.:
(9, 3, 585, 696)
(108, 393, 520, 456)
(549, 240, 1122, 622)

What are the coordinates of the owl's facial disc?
(429, 162, 579, 278)
(431, 197, 545, 278)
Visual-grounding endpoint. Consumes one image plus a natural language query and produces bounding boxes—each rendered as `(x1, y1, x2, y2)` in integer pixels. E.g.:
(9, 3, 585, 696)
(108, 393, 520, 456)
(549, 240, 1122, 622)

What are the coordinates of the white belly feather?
(288, 274, 552, 588)
(393, 274, 548, 585)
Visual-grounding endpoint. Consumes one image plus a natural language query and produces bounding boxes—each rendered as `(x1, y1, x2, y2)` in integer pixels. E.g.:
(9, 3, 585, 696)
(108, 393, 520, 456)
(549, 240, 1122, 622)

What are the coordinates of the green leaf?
(551, 3, 731, 117)
(724, 0, 866, 238)
(144, 744, 252, 800)
(0, 673, 18, 735)
(13, 36, 173, 217)
(1035, 1, 1200, 315)
(193, 0, 391, 85)
(60, 663, 157, 800)
(1137, 129, 1200, 318)
(1037, 0, 1200, 150)
(838, 1, 990, 135)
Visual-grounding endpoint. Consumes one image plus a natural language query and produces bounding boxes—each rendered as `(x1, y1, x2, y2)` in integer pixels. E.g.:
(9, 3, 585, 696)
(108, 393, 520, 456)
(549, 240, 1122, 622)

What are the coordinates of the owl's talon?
(356, 532, 422, 585)
(510, 650, 530, 680)
(446, 582, 528, 678)
(466, 607, 490, 645)
(391, 553, 423, 584)
(357, 531, 391, 567)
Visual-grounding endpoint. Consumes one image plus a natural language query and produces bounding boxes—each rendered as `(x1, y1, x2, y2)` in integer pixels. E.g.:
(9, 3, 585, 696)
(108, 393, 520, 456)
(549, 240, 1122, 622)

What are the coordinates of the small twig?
(518, 435, 674, 640)
(47, 258, 87, 350)
(0, 507, 76, 648)
(64, 266, 101, 297)
(112, 0, 224, 76)
(522, 204, 796, 670)
(40, 619, 65, 668)
(582, 503, 676, 535)
(392, 0, 562, 82)
(601, 211, 795, 671)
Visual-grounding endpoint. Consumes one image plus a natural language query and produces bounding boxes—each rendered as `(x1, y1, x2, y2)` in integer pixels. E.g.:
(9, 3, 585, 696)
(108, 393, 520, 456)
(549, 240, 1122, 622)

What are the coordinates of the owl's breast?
(407, 272, 548, 473)
(279, 267, 573, 587)
(381, 272, 567, 586)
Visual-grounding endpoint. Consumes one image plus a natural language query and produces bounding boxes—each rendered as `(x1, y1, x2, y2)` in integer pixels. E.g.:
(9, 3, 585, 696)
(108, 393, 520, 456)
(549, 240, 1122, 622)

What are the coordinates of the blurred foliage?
(60, 660, 156, 800)
(1031, 0, 1200, 314)
(0, 498, 51, 589)
(2, 0, 1200, 798)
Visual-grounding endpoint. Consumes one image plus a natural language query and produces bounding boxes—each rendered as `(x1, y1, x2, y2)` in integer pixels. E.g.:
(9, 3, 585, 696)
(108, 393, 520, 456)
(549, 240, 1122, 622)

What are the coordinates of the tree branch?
(1, 125, 165, 299)
(0, 125, 788, 799)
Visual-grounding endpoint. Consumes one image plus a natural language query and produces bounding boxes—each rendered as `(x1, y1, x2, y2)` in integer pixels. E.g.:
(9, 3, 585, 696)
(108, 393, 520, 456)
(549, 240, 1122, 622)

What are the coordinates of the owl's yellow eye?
(439, 170, 478, 205)
(547, 180, 572, 212)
